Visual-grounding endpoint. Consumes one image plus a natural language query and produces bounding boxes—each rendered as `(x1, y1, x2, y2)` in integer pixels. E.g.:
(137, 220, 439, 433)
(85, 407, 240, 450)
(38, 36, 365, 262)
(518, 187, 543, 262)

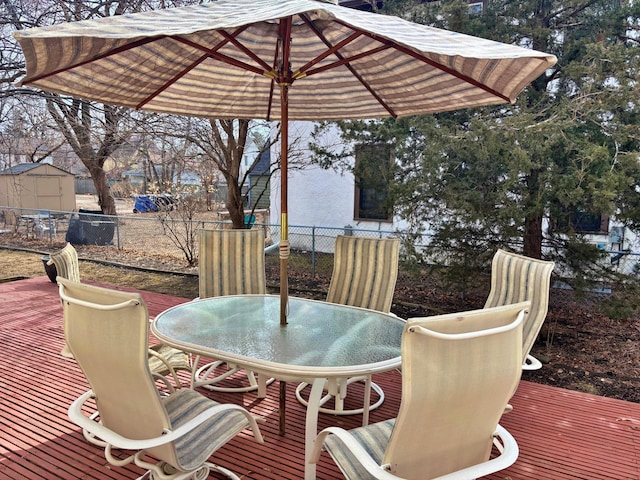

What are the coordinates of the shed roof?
(0, 163, 72, 176)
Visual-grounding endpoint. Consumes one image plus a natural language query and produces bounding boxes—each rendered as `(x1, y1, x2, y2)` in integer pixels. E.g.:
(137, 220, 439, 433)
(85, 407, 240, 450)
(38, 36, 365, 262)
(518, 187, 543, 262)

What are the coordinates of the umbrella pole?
(279, 83, 289, 326)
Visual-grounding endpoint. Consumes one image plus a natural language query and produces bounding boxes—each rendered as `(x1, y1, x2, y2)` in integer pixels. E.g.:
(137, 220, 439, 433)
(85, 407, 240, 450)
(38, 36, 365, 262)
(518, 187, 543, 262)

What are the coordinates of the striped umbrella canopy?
(14, 0, 557, 324)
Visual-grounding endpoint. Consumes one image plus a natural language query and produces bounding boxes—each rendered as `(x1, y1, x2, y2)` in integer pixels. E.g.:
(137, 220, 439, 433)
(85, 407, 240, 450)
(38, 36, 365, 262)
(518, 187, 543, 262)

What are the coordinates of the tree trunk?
(225, 170, 246, 229)
(46, 98, 127, 217)
(214, 119, 249, 229)
(90, 167, 116, 215)
(523, 168, 544, 259)
(523, 213, 543, 259)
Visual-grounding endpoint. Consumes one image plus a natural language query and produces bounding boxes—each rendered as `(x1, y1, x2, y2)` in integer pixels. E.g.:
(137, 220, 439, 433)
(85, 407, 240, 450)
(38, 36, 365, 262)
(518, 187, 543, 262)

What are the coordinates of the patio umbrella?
(14, 0, 556, 324)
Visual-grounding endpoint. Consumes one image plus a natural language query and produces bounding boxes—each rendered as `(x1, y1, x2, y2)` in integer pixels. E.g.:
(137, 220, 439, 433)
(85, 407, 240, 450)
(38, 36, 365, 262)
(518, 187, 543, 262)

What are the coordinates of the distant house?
(269, 121, 638, 267)
(121, 168, 147, 190)
(0, 163, 76, 211)
(246, 150, 271, 210)
(269, 121, 410, 252)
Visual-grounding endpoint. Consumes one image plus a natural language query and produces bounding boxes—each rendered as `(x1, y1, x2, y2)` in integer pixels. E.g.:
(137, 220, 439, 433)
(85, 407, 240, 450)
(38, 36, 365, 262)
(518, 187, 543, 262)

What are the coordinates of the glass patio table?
(151, 294, 404, 480)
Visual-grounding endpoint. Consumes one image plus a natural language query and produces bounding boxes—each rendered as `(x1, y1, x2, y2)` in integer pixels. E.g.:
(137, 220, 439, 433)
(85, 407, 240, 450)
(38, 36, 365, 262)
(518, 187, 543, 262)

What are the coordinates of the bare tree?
(45, 96, 133, 214)
(2, 0, 201, 214)
(157, 191, 201, 266)
(182, 118, 281, 229)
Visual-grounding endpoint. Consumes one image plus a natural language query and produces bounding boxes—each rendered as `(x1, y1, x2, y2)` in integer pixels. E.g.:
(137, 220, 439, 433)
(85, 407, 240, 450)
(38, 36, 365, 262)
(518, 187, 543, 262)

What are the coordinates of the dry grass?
(0, 248, 199, 298)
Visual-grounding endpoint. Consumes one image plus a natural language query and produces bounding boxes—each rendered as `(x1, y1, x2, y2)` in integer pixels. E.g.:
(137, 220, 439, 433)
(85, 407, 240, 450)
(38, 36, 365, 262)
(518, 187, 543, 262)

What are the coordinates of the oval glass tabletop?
(153, 295, 403, 370)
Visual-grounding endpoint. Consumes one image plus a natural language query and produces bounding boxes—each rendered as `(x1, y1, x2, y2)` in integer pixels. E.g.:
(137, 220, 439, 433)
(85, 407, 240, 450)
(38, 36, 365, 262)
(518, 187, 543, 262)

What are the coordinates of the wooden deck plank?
(0, 276, 639, 479)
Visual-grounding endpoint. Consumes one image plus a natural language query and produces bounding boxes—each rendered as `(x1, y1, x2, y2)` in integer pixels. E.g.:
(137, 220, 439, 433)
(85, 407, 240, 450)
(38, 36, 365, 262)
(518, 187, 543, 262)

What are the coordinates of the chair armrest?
(312, 424, 518, 480)
(69, 389, 264, 450)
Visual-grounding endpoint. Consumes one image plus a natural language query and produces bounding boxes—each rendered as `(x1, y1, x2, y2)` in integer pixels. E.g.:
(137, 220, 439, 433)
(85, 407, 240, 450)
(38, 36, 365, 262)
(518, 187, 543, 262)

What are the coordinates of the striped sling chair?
(50, 242, 191, 391)
(59, 278, 263, 480)
(296, 235, 401, 424)
(193, 228, 275, 392)
(484, 249, 555, 371)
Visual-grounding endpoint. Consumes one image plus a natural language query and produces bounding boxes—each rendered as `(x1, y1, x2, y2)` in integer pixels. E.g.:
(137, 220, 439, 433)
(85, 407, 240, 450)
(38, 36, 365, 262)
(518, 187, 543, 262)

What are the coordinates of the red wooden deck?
(0, 276, 639, 480)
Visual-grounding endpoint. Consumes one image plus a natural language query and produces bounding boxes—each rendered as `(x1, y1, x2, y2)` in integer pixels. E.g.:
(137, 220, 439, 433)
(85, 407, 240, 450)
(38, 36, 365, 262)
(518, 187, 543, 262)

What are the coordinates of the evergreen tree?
(312, 0, 640, 310)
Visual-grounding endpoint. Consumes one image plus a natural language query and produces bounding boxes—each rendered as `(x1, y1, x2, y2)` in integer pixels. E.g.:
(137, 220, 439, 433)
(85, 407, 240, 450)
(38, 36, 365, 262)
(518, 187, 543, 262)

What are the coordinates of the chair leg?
(139, 460, 242, 480)
(61, 342, 75, 358)
(295, 376, 385, 422)
(193, 357, 275, 393)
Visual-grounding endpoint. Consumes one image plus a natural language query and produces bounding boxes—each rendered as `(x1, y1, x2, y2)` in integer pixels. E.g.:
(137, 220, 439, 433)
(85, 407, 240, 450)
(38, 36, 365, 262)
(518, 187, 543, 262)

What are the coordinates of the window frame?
(353, 143, 394, 223)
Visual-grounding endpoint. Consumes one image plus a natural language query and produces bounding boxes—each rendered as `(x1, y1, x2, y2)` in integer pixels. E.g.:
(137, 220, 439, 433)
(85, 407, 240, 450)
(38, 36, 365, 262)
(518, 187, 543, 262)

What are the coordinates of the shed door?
(35, 176, 63, 210)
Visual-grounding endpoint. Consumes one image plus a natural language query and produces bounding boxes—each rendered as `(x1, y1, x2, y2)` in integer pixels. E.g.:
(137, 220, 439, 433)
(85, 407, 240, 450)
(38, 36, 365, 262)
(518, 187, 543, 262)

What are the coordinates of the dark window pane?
(354, 144, 392, 221)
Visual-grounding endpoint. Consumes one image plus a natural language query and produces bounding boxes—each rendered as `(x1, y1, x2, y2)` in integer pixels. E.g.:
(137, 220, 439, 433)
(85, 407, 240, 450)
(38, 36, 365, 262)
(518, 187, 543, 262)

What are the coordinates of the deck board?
(0, 276, 639, 479)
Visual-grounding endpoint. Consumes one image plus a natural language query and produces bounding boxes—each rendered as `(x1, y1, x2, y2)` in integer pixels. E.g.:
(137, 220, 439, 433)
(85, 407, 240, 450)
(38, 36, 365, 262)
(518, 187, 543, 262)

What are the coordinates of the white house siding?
(269, 121, 409, 253)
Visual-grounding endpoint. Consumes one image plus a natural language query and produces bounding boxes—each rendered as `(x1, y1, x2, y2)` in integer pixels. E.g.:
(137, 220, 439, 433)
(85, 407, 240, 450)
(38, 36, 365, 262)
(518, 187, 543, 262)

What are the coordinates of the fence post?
(115, 215, 121, 249)
(312, 226, 316, 277)
(46, 211, 53, 242)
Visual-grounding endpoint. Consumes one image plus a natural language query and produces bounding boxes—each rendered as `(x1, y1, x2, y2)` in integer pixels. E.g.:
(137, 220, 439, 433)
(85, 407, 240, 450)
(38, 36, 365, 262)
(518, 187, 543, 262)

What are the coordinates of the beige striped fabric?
(15, 0, 556, 122)
(484, 249, 555, 365)
(59, 278, 258, 475)
(48, 243, 80, 282)
(198, 228, 266, 299)
(326, 235, 400, 313)
(318, 302, 527, 479)
(324, 419, 394, 479)
(147, 343, 191, 381)
(163, 388, 249, 471)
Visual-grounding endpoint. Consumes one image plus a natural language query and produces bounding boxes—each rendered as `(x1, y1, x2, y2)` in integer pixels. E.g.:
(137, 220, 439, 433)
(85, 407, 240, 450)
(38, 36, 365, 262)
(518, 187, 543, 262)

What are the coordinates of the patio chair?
(50, 242, 191, 390)
(296, 235, 400, 423)
(34, 210, 56, 238)
(48, 242, 80, 283)
(58, 277, 263, 480)
(311, 301, 529, 480)
(48, 243, 81, 357)
(193, 228, 275, 392)
(485, 249, 555, 370)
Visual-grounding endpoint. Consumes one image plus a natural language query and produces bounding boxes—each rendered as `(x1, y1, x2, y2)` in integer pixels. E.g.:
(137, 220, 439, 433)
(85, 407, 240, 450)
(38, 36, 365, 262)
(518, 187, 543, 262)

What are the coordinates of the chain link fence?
(0, 206, 398, 275)
(2, 205, 640, 278)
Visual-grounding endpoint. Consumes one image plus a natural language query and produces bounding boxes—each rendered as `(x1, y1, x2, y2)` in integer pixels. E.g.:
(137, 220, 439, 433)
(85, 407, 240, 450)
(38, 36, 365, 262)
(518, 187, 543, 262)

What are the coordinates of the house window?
(556, 208, 610, 234)
(468, 2, 483, 14)
(354, 144, 393, 222)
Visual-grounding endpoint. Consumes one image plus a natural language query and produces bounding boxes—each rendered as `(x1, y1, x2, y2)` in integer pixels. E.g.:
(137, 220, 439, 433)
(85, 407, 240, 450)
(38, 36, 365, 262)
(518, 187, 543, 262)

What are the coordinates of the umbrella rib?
(305, 44, 392, 77)
(175, 36, 267, 77)
(298, 14, 397, 118)
(137, 29, 266, 110)
(135, 52, 209, 109)
(217, 29, 273, 73)
(294, 30, 363, 77)
(265, 37, 280, 121)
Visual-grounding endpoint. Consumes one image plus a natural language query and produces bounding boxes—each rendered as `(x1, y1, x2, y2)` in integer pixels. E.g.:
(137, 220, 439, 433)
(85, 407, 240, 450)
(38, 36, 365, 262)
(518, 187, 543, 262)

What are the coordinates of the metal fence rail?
(2, 205, 639, 278)
(0, 206, 398, 276)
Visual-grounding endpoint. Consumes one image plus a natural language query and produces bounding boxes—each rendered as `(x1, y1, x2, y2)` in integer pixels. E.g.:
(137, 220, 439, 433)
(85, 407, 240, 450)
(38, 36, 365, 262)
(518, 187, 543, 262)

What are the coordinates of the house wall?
(269, 122, 409, 252)
(269, 123, 640, 275)
(248, 175, 271, 210)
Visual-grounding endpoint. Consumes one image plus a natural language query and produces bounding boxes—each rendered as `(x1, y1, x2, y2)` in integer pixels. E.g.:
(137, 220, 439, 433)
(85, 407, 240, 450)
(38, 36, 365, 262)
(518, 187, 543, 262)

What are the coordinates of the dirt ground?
(1, 239, 639, 404)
